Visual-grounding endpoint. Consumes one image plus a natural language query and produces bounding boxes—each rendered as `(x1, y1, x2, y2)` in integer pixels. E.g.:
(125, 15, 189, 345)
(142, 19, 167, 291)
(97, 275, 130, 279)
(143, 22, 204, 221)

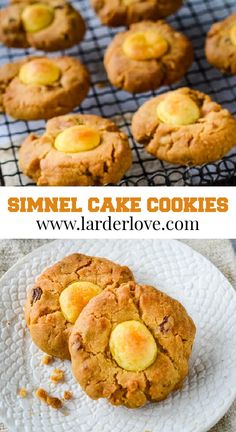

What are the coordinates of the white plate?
(0, 240, 236, 432)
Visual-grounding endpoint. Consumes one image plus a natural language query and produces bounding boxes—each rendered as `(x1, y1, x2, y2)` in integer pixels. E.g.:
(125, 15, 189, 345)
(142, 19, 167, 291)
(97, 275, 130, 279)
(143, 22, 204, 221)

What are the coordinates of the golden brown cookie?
(69, 281, 196, 408)
(0, 56, 90, 120)
(205, 13, 236, 75)
(25, 253, 134, 360)
(91, 0, 183, 27)
(132, 87, 236, 166)
(0, 0, 85, 51)
(104, 21, 193, 93)
(19, 113, 132, 185)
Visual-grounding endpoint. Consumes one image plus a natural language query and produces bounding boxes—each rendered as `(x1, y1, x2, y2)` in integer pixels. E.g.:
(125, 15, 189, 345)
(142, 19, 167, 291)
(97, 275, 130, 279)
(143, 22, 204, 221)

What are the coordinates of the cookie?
(91, 0, 183, 27)
(205, 13, 236, 75)
(104, 21, 193, 93)
(132, 87, 236, 166)
(19, 113, 132, 185)
(0, 56, 90, 120)
(0, 0, 85, 51)
(69, 281, 196, 408)
(25, 253, 134, 360)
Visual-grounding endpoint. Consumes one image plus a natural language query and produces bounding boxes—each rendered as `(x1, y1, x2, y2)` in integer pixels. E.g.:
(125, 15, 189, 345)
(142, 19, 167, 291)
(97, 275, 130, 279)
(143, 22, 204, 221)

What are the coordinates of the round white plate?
(0, 240, 235, 432)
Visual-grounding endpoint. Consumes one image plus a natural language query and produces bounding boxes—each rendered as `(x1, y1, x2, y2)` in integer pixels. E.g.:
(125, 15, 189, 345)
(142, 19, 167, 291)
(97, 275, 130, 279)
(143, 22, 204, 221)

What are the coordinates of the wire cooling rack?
(0, 0, 236, 186)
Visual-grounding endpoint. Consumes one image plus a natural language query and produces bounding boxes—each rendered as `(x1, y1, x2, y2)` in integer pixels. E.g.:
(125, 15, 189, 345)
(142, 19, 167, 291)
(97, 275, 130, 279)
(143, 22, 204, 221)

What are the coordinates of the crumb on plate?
(50, 369, 64, 383)
(18, 388, 27, 398)
(35, 388, 62, 409)
(95, 81, 106, 88)
(63, 390, 73, 401)
(41, 354, 54, 365)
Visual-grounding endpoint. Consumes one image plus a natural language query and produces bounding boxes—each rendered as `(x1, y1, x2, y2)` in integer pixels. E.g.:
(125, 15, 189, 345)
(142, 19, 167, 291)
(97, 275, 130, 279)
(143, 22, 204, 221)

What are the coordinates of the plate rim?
(0, 239, 236, 432)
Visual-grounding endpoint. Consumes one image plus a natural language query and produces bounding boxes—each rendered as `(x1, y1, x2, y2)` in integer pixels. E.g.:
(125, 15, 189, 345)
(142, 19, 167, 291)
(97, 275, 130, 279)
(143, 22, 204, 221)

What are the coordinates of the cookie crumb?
(41, 354, 53, 365)
(50, 369, 64, 383)
(63, 390, 73, 401)
(18, 388, 27, 398)
(95, 81, 106, 88)
(35, 388, 62, 409)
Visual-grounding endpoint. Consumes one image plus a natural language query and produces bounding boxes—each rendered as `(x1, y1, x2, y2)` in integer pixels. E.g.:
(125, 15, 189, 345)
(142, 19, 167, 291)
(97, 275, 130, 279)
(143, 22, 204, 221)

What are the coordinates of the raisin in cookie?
(19, 113, 132, 185)
(0, 56, 90, 120)
(69, 281, 196, 408)
(91, 0, 183, 27)
(132, 87, 236, 166)
(104, 20, 193, 93)
(205, 13, 236, 75)
(0, 0, 85, 51)
(25, 253, 134, 360)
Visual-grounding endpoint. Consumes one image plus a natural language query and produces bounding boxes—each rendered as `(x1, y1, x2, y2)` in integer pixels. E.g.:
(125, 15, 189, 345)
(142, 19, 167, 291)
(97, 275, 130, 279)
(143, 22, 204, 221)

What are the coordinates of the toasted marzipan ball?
(109, 320, 158, 372)
(157, 91, 200, 126)
(123, 30, 168, 61)
(21, 3, 54, 33)
(19, 59, 61, 86)
(59, 281, 102, 323)
(54, 125, 101, 153)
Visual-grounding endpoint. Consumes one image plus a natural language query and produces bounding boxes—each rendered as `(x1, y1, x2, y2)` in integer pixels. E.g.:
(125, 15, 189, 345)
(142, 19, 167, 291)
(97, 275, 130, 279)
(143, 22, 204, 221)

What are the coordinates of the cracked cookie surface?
(205, 13, 236, 75)
(104, 20, 193, 93)
(132, 87, 236, 166)
(0, 0, 85, 51)
(69, 281, 196, 408)
(19, 113, 132, 185)
(25, 253, 134, 360)
(91, 0, 183, 27)
(0, 56, 90, 120)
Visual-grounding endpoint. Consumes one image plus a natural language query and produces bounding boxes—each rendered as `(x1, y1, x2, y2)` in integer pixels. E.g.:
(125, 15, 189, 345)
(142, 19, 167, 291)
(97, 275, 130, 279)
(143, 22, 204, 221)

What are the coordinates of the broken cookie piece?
(132, 87, 236, 166)
(35, 388, 62, 409)
(18, 388, 27, 398)
(41, 354, 54, 365)
(50, 369, 64, 383)
(63, 390, 73, 401)
(19, 114, 132, 186)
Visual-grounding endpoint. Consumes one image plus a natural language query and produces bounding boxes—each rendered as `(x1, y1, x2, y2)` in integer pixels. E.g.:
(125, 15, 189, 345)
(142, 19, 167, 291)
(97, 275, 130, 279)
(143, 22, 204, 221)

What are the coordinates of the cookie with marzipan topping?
(69, 281, 196, 408)
(0, 56, 90, 120)
(92, 0, 183, 27)
(132, 87, 236, 166)
(19, 114, 132, 185)
(205, 13, 236, 75)
(104, 20, 193, 93)
(0, 0, 85, 51)
(25, 253, 134, 360)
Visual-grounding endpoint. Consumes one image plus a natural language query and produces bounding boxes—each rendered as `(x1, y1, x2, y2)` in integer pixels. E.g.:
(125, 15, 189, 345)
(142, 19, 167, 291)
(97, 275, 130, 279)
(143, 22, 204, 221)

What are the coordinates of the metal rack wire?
(0, 0, 235, 186)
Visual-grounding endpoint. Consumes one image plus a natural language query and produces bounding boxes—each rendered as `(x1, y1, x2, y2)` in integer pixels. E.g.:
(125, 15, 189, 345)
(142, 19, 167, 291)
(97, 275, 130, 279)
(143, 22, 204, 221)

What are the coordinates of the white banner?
(0, 186, 233, 239)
